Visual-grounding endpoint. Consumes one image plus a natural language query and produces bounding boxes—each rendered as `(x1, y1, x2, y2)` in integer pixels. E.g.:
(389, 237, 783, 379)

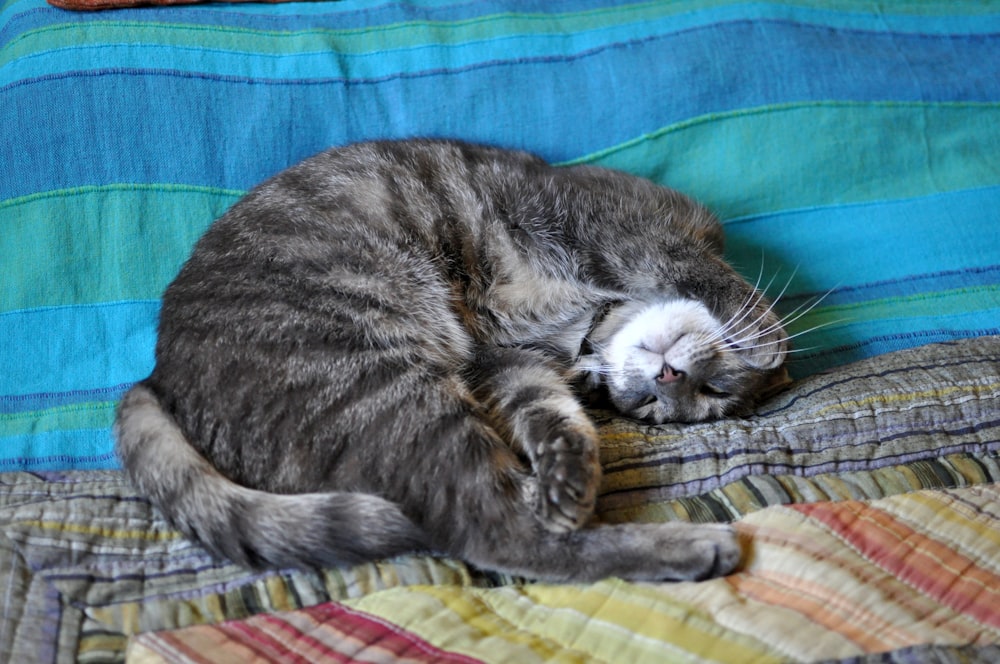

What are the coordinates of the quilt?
(2, 0, 1000, 662)
(2, 337, 999, 662)
(127, 485, 1000, 663)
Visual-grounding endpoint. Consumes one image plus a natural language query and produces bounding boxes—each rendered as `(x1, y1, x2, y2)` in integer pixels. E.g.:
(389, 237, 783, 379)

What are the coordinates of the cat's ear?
(742, 341, 788, 373)
(760, 365, 792, 399)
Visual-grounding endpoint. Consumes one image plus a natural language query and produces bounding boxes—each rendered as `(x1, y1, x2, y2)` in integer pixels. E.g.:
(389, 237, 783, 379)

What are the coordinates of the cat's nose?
(656, 364, 684, 384)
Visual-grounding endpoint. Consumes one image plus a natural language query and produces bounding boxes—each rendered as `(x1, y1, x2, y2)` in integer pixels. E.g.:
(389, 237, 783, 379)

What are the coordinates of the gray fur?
(115, 139, 787, 582)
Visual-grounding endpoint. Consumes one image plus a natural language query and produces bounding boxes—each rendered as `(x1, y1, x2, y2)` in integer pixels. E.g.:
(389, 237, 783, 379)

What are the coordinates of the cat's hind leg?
(468, 347, 601, 533)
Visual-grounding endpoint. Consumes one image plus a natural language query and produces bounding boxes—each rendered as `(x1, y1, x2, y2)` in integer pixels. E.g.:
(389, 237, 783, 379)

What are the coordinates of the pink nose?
(656, 364, 684, 383)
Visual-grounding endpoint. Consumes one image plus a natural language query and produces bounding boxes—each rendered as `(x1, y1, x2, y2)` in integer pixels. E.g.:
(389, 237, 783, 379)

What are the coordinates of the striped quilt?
(127, 485, 1000, 663)
(2, 337, 998, 662)
(2, 0, 1000, 662)
(3, 0, 999, 471)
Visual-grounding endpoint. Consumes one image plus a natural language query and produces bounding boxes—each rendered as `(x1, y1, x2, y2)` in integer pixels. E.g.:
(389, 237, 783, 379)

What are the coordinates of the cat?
(115, 139, 788, 583)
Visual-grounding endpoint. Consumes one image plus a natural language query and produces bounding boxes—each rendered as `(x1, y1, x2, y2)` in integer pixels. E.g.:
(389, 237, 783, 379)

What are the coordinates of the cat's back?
(148, 141, 523, 490)
(160, 140, 526, 339)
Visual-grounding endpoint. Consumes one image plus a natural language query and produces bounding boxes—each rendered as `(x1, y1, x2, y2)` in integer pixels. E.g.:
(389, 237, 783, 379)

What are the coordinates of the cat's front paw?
(531, 419, 601, 533)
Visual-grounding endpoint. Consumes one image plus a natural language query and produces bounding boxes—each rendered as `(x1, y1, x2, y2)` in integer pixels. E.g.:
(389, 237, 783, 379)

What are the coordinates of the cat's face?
(581, 298, 788, 423)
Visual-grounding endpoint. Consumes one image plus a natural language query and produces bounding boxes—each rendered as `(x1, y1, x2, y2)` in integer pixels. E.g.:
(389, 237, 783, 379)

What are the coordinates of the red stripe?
(144, 600, 486, 663)
(223, 616, 334, 663)
(309, 602, 485, 663)
(792, 499, 1000, 628)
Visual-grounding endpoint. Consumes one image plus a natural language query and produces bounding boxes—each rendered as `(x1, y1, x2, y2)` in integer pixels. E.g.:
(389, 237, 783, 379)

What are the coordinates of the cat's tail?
(114, 384, 428, 569)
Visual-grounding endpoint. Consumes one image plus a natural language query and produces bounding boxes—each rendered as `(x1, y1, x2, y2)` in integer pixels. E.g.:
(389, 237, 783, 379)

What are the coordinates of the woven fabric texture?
(2, 0, 999, 470)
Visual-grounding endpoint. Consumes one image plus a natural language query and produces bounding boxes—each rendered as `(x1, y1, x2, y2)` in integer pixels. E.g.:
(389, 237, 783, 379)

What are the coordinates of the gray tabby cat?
(116, 139, 787, 582)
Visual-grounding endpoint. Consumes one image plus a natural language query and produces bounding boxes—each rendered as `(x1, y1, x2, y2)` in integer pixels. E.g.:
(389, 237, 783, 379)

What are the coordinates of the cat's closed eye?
(699, 384, 731, 398)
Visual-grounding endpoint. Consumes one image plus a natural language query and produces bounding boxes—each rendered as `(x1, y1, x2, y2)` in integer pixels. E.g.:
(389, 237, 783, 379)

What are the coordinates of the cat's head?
(580, 296, 789, 423)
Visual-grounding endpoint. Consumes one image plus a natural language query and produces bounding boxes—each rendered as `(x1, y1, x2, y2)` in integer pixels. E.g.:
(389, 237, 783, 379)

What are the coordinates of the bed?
(2, 1, 999, 661)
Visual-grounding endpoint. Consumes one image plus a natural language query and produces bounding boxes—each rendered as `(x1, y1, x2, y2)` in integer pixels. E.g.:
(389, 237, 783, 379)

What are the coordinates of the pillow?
(595, 336, 1000, 524)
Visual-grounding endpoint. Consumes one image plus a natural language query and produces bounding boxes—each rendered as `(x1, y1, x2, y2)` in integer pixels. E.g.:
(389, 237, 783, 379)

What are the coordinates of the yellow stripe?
(816, 382, 1000, 416)
(346, 585, 566, 663)
(264, 574, 296, 612)
(734, 514, 918, 656)
(515, 579, 783, 663)
(25, 519, 182, 541)
(884, 488, 1000, 555)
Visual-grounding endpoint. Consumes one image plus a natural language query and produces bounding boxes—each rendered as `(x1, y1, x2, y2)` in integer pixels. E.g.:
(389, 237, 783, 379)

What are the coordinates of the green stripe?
(2, 185, 240, 311)
(2, 3, 701, 64)
(560, 101, 1000, 220)
(654, 453, 1000, 523)
(793, 285, 1000, 331)
(0, 401, 116, 438)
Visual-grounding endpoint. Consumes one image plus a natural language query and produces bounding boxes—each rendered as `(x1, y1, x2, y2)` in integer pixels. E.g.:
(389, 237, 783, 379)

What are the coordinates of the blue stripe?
(723, 186, 1000, 298)
(0, 301, 157, 397)
(0, 0, 638, 37)
(7, 0, 1000, 42)
(0, 428, 120, 471)
(792, 317, 1000, 378)
(11, 19, 1000, 88)
(780, 265, 1000, 309)
(10, 3, 1000, 85)
(8, 18, 1000, 95)
(4, 21, 1000, 199)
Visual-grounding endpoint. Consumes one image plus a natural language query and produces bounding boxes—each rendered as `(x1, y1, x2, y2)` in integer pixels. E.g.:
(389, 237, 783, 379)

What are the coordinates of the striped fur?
(115, 139, 786, 581)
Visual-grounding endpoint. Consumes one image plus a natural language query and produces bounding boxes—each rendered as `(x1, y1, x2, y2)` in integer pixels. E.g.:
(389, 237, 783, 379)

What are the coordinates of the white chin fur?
(602, 299, 720, 388)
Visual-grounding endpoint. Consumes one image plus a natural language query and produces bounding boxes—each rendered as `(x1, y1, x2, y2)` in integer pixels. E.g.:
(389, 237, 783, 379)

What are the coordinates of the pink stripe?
(145, 600, 487, 663)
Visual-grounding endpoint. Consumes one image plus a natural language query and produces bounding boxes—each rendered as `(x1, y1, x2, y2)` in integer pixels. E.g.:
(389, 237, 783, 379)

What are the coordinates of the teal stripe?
(0, 301, 157, 396)
(563, 101, 1000, 220)
(4, 4, 730, 75)
(5, 104, 996, 315)
(8, 0, 1000, 21)
(0, 398, 116, 439)
(2, 185, 238, 311)
(7, 17, 999, 199)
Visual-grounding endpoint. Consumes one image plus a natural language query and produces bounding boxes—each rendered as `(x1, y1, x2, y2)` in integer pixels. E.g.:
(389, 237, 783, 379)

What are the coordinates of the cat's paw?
(643, 522, 742, 581)
(530, 419, 601, 533)
(677, 524, 742, 580)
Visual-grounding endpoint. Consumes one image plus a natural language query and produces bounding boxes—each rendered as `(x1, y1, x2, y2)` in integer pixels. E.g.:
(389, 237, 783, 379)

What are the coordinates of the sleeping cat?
(115, 139, 788, 583)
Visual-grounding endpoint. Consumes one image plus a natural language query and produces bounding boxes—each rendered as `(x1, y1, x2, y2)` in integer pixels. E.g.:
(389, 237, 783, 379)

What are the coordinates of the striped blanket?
(128, 485, 1000, 663)
(2, 338, 999, 662)
(1, 0, 999, 661)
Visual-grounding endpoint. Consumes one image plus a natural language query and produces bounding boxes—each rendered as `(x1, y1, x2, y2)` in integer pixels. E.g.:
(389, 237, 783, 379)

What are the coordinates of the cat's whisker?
(729, 278, 839, 350)
(713, 258, 771, 339)
(723, 267, 798, 346)
(575, 356, 626, 378)
(707, 290, 763, 344)
(586, 366, 624, 377)
(718, 343, 820, 356)
(745, 284, 839, 345)
(731, 298, 809, 348)
(707, 269, 780, 345)
(725, 318, 849, 353)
